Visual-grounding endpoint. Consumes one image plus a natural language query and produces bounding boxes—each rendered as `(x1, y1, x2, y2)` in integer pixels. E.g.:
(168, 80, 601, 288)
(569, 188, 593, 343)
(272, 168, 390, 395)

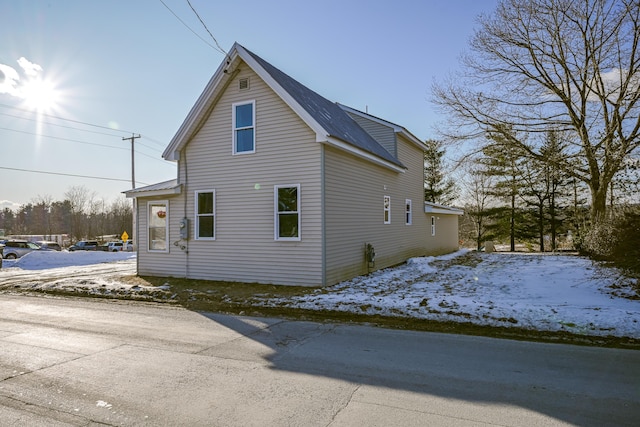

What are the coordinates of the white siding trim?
(383, 195, 391, 224)
(148, 200, 169, 253)
(405, 199, 412, 225)
(232, 100, 256, 155)
(274, 184, 301, 241)
(195, 190, 216, 240)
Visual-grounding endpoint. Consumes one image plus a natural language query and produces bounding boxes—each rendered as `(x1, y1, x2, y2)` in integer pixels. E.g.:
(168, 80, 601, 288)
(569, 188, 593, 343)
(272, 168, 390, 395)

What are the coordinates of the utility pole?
(122, 133, 140, 251)
(122, 133, 140, 189)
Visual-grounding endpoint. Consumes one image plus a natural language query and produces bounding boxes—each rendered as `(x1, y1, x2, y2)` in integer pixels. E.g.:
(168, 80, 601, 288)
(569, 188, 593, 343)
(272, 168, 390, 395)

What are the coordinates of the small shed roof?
(123, 179, 181, 198)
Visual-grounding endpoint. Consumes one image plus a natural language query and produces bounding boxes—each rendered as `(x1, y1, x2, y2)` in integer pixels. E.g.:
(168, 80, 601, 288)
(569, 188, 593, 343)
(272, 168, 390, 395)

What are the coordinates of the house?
(125, 43, 463, 286)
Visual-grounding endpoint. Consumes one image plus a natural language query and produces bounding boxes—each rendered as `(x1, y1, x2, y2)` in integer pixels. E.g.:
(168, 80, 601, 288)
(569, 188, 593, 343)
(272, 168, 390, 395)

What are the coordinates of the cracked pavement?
(1, 294, 639, 426)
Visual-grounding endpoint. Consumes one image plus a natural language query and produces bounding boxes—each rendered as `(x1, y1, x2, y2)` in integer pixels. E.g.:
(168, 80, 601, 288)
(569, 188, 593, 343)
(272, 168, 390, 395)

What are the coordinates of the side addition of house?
(125, 43, 463, 286)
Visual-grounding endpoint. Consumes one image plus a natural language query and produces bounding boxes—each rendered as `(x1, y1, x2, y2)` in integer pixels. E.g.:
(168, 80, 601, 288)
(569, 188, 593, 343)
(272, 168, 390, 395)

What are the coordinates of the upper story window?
(275, 184, 300, 241)
(405, 199, 412, 225)
(195, 190, 215, 240)
(383, 195, 391, 224)
(148, 201, 168, 252)
(431, 216, 436, 236)
(233, 100, 255, 154)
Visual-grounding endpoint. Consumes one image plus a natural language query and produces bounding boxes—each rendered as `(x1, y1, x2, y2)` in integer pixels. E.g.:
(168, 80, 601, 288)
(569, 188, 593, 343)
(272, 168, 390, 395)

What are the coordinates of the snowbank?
(4, 250, 135, 270)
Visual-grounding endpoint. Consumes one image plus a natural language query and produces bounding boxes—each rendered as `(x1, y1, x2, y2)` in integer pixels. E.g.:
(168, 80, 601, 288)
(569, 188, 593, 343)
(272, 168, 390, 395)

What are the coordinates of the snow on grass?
(0, 250, 139, 294)
(1, 248, 639, 338)
(256, 250, 640, 338)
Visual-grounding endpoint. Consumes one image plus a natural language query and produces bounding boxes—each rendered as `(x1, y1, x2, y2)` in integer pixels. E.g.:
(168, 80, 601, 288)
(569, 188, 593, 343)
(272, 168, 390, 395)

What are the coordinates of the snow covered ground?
(1, 249, 639, 338)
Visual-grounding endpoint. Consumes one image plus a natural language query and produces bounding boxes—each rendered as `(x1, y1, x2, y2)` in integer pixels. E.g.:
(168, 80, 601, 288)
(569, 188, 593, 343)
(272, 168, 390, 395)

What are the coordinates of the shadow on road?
(200, 311, 640, 426)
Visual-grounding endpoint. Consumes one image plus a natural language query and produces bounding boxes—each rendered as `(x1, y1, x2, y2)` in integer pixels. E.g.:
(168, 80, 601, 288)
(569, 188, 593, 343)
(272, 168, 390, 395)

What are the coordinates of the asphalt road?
(0, 295, 638, 426)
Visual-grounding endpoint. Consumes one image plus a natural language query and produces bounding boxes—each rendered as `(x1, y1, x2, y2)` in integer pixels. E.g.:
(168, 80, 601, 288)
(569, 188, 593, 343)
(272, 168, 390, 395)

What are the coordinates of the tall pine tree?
(424, 139, 458, 205)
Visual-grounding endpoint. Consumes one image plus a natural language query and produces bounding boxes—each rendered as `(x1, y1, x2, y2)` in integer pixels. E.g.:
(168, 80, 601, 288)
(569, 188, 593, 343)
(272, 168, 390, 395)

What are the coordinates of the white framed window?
(383, 195, 391, 224)
(431, 216, 436, 236)
(232, 100, 255, 154)
(405, 199, 412, 225)
(148, 201, 168, 252)
(275, 184, 300, 241)
(195, 190, 215, 240)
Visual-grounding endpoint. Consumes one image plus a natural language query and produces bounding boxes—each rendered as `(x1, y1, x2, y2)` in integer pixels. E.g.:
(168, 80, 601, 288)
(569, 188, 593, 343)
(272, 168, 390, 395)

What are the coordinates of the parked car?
(35, 241, 62, 251)
(68, 240, 99, 251)
(107, 242, 124, 252)
(0, 243, 4, 268)
(2, 239, 41, 259)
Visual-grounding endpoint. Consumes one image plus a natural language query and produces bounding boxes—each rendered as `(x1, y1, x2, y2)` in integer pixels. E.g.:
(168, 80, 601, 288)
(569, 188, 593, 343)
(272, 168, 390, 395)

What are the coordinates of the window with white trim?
(232, 100, 255, 154)
(148, 201, 168, 252)
(383, 195, 391, 224)
(195, 190, 215, 239)
(275, 185, 300, 240)
(431, 216, 436, 236)
(405, 199, 412, 225)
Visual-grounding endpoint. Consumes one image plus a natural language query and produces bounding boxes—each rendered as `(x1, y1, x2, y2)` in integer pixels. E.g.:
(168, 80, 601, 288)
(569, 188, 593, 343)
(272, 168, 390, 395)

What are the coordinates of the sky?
(0, 0, 499, 210)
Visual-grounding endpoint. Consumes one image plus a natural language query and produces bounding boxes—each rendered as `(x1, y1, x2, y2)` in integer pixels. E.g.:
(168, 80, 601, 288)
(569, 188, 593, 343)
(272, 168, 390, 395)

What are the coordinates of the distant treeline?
(0, 186, 132, 243)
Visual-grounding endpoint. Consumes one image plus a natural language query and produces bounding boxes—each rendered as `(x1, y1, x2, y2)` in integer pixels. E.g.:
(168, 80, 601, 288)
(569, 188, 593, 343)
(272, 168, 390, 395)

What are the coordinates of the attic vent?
(239, 78, 249, 90)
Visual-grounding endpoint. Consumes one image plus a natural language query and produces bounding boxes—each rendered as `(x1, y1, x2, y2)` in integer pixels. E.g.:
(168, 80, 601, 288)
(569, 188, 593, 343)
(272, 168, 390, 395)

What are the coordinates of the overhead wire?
(0, 126, 129, 152)
(158, 0, 225, 55)
(0, 111, 125, 138)
(0, 165, 150, 185)
(0, 126, 174, 165)
(185, 0, 228, 56)
(0, 102, 136, 135)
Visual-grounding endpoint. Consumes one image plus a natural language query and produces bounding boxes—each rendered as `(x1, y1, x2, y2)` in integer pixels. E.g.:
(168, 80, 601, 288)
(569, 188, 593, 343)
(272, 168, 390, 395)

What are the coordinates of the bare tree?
(433, 0, 640, 222)
(110, 197, 133, 236)
(460, 165, 497, 251)
(64, 185, 95, 241)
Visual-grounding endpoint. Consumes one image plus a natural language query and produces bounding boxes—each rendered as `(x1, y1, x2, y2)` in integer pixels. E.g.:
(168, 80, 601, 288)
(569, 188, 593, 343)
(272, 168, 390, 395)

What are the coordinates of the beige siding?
(324, 134, 458, 285)
(140, 64, 323, 286)
(346, 112, 397, 157)
(136, 197, 190, 277)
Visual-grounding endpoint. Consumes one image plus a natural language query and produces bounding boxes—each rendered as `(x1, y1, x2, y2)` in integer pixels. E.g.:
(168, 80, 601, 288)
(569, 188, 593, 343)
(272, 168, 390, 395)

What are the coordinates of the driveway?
(0, 294, 638, 426)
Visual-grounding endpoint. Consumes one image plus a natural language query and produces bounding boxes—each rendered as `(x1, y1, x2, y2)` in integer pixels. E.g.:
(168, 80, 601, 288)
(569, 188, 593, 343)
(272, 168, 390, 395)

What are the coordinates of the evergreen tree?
(481, 129, 527, 251)
(424, 139, 458, 205)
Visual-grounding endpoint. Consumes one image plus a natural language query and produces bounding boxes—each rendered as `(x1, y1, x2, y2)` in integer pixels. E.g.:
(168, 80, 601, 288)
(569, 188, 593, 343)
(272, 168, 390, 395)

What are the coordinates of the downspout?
(183, 149, 189, 278)
(321, 144, 326, 286)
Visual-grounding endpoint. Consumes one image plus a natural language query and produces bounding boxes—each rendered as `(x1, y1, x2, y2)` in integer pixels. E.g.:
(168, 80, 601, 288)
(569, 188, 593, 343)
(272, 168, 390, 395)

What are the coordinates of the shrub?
(582, 210, 640, 274)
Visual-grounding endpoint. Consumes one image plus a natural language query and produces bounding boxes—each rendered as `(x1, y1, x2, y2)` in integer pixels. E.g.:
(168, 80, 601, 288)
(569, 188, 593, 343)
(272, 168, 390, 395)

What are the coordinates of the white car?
(107, 242, 124, 252)
(1, 239, 41, 259)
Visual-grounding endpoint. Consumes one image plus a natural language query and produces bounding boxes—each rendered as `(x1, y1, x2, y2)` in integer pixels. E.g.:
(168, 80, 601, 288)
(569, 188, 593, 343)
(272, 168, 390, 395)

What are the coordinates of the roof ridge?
(241, 46, 404, 168)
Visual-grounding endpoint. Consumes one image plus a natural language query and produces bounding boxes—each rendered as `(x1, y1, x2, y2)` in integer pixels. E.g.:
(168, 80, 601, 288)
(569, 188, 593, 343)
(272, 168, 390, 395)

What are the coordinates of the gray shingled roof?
(243, 46, 405, 168)
(124, 179, 179, 196)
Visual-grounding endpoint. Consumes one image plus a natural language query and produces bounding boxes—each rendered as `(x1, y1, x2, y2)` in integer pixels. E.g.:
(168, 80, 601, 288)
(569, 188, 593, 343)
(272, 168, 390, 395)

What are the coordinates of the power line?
(0, 100, 170, 149)
(0, 111, 126, 138)
(141, 135, 169, 147)
(0, 126, 129, 151)
(158, 0, 225, 54)
(0, 125, 174, 165)
(0, 102, 136, 134)
(0, 165, 150, 185)
(186, 0, 228, 56)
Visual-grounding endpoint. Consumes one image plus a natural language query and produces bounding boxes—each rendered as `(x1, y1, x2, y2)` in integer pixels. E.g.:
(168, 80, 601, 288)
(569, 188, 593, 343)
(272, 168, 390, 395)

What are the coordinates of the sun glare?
(21, 77, 60, 112)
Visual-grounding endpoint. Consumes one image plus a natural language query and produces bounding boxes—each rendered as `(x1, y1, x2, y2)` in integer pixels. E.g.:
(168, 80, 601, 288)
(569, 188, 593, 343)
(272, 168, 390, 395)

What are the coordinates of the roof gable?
(163, 43, 405, 170)
(242, 47, 403, 167)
